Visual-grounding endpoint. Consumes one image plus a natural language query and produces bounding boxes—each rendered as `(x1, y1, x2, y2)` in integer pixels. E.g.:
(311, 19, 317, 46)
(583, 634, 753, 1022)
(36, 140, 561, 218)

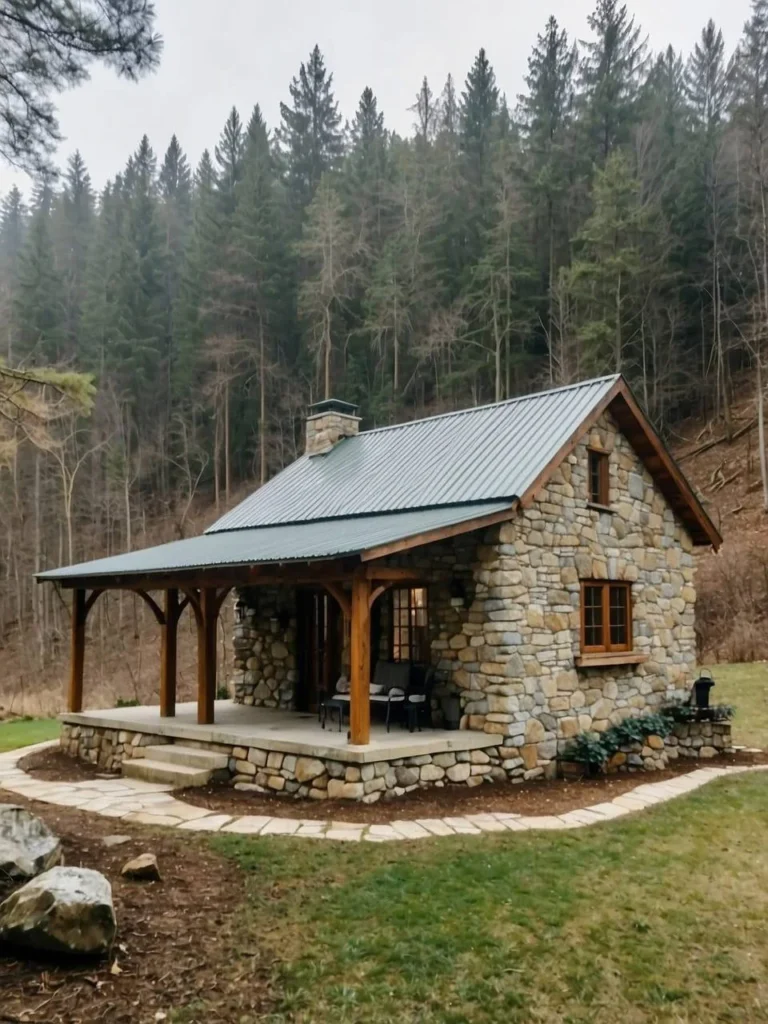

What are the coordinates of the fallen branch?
(708, 468, 742, 493)
(679, 418, 756, 462)
(725, 503, 744, 516)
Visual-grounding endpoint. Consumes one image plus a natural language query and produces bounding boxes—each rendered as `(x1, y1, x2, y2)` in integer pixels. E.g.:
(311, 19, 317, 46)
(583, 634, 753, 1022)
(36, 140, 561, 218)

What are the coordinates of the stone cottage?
(44, 375, 723, 797)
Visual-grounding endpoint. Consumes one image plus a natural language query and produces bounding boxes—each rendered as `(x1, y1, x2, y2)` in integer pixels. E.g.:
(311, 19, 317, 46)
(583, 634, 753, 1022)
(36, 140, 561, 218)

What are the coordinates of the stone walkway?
(2, 742, 766, 843)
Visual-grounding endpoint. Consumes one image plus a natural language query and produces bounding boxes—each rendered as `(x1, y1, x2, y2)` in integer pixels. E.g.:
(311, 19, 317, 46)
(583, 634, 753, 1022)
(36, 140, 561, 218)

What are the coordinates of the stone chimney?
(305, 399, 361, 456)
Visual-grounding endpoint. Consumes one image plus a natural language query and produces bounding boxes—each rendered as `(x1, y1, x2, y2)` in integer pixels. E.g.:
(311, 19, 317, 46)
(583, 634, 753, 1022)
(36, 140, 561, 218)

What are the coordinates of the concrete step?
(122, 758, 211, 788)
(143, 744, 229, 771)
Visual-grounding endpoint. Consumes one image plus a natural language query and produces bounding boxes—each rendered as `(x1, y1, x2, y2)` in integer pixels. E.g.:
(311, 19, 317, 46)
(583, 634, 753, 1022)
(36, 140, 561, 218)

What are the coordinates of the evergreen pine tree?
(0, 187, 27, 361)
(579, 0, 649, 163)
(15, 185, 66, 363)
(54, 151, 94, 360)
(458, 49, 501, 278)
(215, 107, 245, 220)
(517, 17, 577, 340)
(278, 45, 344, 213)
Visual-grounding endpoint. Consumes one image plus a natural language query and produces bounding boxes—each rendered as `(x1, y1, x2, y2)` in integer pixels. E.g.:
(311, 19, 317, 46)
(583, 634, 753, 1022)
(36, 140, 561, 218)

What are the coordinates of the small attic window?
(587, 449, 609, 506)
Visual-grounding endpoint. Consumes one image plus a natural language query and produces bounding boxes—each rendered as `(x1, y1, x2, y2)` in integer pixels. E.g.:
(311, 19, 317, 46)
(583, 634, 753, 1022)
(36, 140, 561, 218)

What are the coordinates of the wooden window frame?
(390, 586, 429, 664)
(587, 447, 610, 507)
(579, 580, 632, 655)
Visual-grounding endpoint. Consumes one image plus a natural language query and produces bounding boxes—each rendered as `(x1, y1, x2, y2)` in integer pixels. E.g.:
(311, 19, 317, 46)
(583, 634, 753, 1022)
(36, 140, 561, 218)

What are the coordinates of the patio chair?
(368, 660, 411, 732)
(403, 666, 436, 733)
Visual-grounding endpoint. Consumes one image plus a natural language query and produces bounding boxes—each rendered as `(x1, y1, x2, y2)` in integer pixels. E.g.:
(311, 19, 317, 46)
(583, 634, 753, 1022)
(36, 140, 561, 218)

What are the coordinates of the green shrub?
(115, 697, 141, 708)
(563, 711, 674, 771)
(663, 700, 735, 724)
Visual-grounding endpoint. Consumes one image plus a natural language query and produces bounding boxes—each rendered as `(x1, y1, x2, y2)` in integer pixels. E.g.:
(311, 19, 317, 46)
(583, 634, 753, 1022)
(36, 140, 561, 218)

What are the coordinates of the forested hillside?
(2, 0, 768, 708)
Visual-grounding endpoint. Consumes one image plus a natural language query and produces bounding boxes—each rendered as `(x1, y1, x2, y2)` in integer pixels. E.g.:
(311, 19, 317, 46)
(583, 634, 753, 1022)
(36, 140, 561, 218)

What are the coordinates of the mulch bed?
(178, 758, 761, 822)
(19, 745, 767, 826)
(0, 796, 273, 1024)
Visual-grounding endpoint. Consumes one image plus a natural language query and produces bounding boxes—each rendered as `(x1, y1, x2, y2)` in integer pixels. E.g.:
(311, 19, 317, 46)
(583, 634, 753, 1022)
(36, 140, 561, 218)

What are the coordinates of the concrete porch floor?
(60, 701, 497, 764)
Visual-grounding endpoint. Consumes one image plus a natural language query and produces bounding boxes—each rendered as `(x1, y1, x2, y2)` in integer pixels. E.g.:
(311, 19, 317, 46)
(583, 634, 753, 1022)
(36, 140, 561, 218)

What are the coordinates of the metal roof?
(208, 375, 621, 532)
(37, 502, 513, 581)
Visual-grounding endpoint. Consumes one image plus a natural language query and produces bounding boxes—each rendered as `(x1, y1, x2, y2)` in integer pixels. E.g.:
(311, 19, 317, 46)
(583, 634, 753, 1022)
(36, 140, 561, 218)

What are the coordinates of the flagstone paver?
(1, 741, 766, 842)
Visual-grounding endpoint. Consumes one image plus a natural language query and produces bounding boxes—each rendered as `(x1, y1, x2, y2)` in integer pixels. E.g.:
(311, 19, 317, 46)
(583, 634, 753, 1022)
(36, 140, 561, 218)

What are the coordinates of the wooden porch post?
(160, 588, 179, 718)
(197, 587, 218, 725)
(68, 588, 86, 713)
(350, 569, 371, 745)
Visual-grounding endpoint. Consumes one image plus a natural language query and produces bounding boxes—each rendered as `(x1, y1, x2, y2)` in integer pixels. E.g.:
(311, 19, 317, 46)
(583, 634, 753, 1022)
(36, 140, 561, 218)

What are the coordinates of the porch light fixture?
(449, 579, 468, 608)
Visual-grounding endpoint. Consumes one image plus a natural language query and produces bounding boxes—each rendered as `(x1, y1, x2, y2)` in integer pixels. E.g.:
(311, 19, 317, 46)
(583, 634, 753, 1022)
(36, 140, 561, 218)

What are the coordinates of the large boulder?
(0, 866, 116, 956)
(0, 805, 61, 881)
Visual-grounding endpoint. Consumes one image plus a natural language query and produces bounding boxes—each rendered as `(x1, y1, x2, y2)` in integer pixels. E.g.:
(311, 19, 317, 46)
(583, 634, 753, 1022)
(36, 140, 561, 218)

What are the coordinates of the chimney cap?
(308, 398, 359, 417)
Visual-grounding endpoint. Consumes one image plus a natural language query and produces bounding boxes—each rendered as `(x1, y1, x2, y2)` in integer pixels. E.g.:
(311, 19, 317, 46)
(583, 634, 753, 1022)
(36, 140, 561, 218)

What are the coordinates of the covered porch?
(38, 500, 512, 750)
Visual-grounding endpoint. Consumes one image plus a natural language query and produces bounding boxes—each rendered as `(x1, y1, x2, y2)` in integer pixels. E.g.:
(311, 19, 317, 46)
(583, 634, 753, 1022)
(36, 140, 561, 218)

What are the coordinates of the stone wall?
(232, 588, 298, 708)
(59, 715, 734, 798)
(378, 410, 698, 778)
(60, 722, 539, 801)
(668, 719, 733, 759)
(305, 410, 360, 454)
(60, 722, 170, 772)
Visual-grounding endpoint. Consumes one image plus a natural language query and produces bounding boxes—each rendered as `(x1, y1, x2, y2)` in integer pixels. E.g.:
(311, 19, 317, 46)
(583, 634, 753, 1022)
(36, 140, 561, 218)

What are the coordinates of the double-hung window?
(581, 581, 631, 654)
(587, 448, 610, 506)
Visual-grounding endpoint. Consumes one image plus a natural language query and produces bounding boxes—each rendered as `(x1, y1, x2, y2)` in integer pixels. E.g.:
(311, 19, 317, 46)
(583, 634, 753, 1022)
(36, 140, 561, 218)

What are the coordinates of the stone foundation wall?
(608, 735, 669, 772)
(60, 722, 170, 772)
(232, 587, 298, 708)
(668, 719, 733, 759)
(60, 715, 734, 798)
(59, 722, 550, 801)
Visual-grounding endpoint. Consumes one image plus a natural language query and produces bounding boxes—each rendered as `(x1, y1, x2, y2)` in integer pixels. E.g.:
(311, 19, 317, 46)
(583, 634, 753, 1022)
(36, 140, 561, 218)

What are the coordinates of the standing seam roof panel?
(37, 502, 514, 581)
(207, 376, 620, 532)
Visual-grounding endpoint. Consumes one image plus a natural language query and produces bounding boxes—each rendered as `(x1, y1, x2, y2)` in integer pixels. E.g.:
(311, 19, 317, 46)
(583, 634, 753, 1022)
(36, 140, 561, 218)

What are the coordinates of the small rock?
(0, 805, 61, 881)
(0, 866, 116, 957)
(121, 853, 161, 882)
(102, 835, 131, 849)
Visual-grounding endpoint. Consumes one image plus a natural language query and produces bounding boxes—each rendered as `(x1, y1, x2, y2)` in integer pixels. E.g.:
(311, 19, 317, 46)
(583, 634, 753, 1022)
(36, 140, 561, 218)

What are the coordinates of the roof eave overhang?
(517, 376, 721, 550)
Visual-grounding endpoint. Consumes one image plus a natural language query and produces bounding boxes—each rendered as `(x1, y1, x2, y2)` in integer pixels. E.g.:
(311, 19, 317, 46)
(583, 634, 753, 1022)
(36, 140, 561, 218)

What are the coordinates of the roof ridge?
(359, 374, 622, 436)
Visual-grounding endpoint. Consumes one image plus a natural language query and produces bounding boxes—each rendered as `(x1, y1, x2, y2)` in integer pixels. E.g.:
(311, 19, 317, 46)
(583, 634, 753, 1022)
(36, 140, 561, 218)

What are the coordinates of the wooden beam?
(349, 569, 371, 745)
(197, 586, 218, 725)
(68, 588, 87, 713)
(50, 558, 358, 592)
(518, 377, 625, 508)
(363, 566, 422, 581)
(135, 589, 166, 626)
(323, 581, 351, 619)
(160, 589, 179, 718)
(608, 390, 722, 549)
(84, 589, 104, 615)
(369, 582, 392, 609)
(361, 505, 517, 562)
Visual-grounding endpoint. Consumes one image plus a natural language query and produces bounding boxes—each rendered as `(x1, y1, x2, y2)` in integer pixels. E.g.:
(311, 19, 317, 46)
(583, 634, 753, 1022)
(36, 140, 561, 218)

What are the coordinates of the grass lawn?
(0, 716, 59, 752)
(206, 772, 768, 1024)
(708, 662, 768, 749)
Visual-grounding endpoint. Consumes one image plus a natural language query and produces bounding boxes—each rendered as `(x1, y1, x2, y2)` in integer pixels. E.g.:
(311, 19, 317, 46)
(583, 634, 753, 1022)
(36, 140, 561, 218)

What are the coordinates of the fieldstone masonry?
(422, 410, 698, 775)
(232, 588, 298, 708)
(61, 410, 717, 799)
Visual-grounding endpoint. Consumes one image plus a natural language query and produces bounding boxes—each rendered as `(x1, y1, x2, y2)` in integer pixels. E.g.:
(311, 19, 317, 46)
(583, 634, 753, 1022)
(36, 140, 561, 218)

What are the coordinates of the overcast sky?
(0, 0, 753, 196)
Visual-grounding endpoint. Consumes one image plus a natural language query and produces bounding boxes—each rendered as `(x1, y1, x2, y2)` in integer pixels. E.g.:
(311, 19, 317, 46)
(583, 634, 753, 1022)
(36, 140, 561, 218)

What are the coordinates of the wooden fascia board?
(517, 378, 722, 551)
(360, 504, 518, 562)
(608, 388, 722, 550)
(44, 557, 358, 592)
(517, 377, 626, 509)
